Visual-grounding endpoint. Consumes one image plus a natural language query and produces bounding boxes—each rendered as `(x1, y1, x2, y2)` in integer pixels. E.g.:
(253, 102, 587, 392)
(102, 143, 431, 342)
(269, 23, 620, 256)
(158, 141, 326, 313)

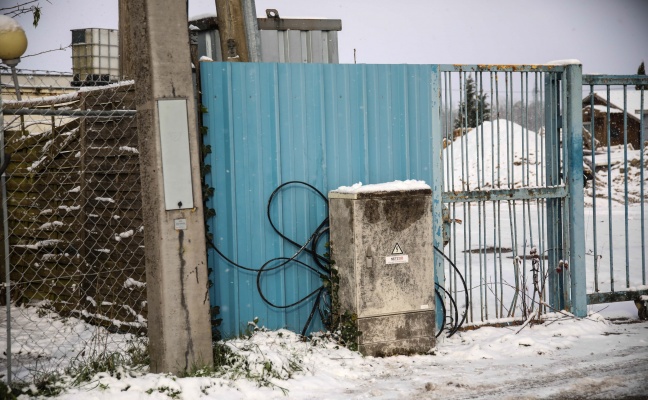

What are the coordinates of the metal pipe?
(590, 85, 599, 293)
(606, 86, 614, 292)
(1, 74, 12, 384)
(641, 89, 646, 285)
(9, 66, 22, 101)
(2, 109, 136, 117)
(623, 86, 629, 288)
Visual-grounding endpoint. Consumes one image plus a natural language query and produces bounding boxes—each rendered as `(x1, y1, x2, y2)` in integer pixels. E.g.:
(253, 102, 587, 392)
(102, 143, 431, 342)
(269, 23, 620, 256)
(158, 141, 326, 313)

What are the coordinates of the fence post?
(430, 66, 445, 331)
(564, 63, 587, 317)
(1, 79, 12, 384)
(545, 73, 563, 311)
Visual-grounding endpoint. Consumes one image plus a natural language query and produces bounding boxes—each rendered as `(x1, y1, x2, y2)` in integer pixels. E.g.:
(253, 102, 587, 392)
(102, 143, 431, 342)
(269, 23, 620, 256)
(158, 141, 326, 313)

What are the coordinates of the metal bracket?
(266, 9, 280, 18)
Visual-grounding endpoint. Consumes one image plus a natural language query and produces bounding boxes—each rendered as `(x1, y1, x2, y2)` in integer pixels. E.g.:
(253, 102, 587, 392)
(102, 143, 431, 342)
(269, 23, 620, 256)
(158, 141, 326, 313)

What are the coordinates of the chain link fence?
(1, 68, 145, 383)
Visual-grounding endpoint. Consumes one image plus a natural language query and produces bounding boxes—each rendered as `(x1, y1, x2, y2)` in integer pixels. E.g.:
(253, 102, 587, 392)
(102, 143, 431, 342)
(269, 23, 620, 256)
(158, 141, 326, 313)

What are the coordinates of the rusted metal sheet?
(440, 64, 564, 73)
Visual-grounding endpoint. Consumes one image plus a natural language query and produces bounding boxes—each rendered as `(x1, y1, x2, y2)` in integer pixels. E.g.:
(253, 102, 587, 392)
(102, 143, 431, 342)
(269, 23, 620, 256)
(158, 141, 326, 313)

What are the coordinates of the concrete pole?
(124, 0, 213, 373)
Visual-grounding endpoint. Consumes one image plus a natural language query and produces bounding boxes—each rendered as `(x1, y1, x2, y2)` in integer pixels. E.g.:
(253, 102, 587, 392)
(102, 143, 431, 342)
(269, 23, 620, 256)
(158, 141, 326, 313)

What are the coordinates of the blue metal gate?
(582, 74, 647, 305)
(437, 64, 587, 325)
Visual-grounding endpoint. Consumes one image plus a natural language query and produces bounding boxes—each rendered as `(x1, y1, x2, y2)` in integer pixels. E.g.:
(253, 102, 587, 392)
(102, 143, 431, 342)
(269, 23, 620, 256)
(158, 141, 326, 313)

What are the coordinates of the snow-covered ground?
(2, 303, 646, 399)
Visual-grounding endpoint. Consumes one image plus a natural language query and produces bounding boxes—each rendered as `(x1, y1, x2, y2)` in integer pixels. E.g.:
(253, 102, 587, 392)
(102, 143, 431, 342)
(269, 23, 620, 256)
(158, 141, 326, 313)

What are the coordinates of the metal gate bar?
(582, 74, 647, 304)
(438, 64, 587, 326)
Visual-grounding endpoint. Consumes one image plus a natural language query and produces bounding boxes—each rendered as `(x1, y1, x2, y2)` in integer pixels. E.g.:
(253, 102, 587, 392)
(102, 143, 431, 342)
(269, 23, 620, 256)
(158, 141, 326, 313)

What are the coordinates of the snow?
(114, 230, 134, 242)
(0, 15, 23, 33)
(589, 90, 646, 117)
(592, 103, 624, 114)
(124, 278, 146, 289)
(12, 239, 63, 250)
(333, 180, 430, 194)
(78, 80, 134, 93)
(118, 146, 139, 154)
(189, 12, 217, 20)
(26, 156, 47, 172)
(58, 205, 81, 212)
(546, 59, 582, 66)
(444, 119, 545, 191)
(38, 221, 64, 230)
(0, 305, 135, 382)
(2, 306, 645, 399)
(199, 55, 214, 62)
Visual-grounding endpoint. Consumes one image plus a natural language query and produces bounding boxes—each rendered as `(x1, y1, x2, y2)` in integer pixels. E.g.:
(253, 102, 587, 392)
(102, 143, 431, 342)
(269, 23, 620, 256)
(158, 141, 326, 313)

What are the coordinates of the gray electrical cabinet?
(328, 187, 436, 356)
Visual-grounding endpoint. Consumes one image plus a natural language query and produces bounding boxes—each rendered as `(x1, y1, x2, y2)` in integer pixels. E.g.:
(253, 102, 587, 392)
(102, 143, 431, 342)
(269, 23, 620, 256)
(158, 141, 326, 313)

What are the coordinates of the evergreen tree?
(636, 61, 647, 90)
(454, 74, 491, 129)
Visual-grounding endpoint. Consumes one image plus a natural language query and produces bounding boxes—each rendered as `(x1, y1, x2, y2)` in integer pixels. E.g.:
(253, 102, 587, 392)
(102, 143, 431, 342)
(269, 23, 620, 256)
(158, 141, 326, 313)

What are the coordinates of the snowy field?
(2, 119, 647, 398)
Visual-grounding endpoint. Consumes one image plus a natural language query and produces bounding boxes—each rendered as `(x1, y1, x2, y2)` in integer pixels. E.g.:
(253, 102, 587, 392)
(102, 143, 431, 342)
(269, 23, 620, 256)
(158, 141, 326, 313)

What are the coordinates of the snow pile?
(444, 119, 544, 191)
(333, 179, 430, 194)
(0, 14, 23, 33)
(445, 119, 646, 203)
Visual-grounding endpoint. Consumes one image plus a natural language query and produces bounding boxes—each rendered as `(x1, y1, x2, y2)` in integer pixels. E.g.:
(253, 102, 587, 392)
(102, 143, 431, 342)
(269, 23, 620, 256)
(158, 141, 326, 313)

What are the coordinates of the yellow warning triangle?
(392, 243, 403, 254)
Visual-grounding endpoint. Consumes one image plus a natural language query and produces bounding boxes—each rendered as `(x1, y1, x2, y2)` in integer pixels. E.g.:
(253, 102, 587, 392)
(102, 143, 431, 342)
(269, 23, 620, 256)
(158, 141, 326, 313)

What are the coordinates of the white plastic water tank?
(71, 28, 119, 85)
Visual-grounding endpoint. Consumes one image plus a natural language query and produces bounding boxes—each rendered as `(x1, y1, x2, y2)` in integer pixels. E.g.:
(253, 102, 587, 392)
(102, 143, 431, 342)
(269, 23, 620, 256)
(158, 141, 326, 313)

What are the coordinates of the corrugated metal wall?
(194, 19, 339, 63)
(201, 62, 439, 336)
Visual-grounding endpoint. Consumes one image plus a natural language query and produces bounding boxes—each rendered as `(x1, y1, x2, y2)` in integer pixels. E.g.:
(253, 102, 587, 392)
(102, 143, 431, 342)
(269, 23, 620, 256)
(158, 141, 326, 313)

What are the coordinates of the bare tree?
(1, 0, 46, 27)
(496, 98, 545, 132)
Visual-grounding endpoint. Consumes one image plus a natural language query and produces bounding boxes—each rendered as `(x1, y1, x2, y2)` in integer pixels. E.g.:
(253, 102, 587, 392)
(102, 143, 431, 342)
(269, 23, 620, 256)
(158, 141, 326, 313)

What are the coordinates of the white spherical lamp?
(0, 15, 28, 64)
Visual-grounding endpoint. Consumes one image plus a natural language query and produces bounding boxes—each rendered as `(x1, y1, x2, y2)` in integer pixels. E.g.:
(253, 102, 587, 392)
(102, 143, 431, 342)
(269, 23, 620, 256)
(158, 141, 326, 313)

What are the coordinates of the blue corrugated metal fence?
(201, 62, 440, 336)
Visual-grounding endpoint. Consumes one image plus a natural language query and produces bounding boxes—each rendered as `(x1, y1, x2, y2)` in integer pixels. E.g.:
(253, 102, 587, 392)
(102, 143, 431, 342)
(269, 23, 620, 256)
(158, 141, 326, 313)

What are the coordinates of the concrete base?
(358, 311, 436, 357)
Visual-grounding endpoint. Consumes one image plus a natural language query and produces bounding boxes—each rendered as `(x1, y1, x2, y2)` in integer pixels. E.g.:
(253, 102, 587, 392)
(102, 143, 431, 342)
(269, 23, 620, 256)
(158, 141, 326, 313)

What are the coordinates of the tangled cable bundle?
(209, 181, 469, 338)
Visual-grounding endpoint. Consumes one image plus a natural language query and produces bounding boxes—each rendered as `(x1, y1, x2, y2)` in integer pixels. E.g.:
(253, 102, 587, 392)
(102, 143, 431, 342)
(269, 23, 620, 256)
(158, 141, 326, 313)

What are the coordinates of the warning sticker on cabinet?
(392, 243, 403, 254)
(386, 254, 409, 264)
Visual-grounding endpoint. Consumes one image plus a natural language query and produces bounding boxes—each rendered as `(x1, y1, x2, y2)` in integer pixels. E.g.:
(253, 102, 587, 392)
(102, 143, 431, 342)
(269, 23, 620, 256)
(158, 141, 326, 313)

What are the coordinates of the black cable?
(434, 246, 469, 334)
(435, 282, 459, 337)
(211, 181, 331, 336)
(210, 181, 470, 339)
(266, 181, 330, 268)
(0, 153, 11, 175)
(434, 288, 446, 338)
